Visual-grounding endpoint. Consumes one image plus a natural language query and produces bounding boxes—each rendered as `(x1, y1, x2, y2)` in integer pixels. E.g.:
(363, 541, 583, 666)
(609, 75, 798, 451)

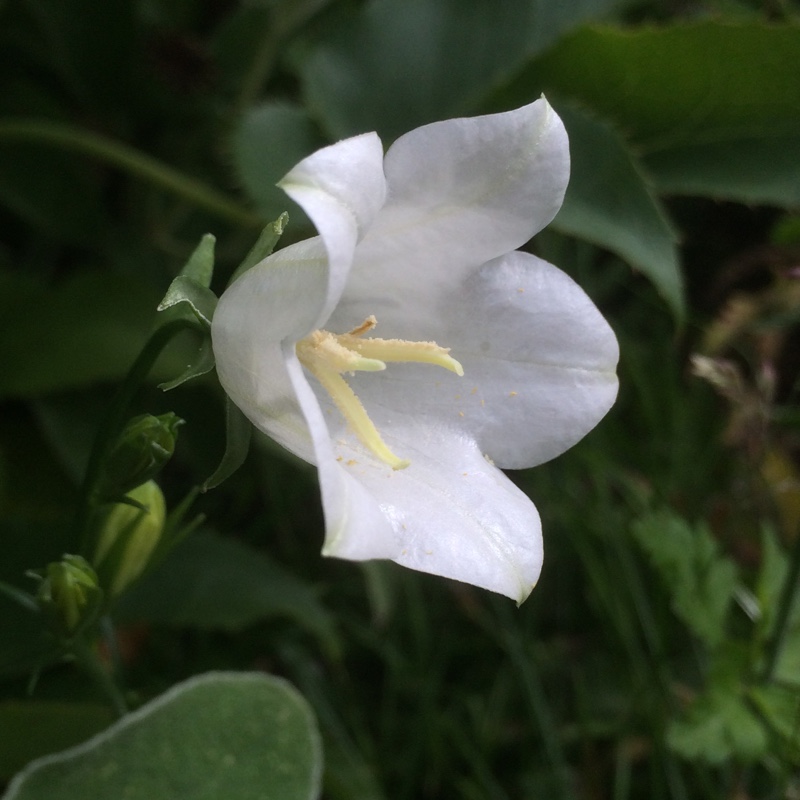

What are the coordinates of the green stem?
(761, 530, 800, 682)
(72, 638, 128, 718)
(73, 318, 198, 554)
(0, 580, 38, 613)
(0, 119, 263, 229)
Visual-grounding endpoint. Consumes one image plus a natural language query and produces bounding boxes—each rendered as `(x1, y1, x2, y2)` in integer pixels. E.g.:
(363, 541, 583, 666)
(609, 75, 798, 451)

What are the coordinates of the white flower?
(211, 98, 619, 603)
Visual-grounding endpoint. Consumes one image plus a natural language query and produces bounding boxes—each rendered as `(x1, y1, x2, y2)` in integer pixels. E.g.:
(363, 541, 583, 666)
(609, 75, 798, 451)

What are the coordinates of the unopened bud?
(100, 413, 183, 499)
(33, 555, 103, 639)
(94, 481, 166, 597)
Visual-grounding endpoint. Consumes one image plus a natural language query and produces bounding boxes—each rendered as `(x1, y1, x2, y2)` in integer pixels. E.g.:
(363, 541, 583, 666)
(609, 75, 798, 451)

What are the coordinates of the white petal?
(279, 132, 386, 327)
(211, 238, 331, 463)
(450, 252, 619, 468)
(316, 419, 542, 603)
(331, 97, 569, 335)
(319, 251, 617, 471)
(283, 349, 400, 559)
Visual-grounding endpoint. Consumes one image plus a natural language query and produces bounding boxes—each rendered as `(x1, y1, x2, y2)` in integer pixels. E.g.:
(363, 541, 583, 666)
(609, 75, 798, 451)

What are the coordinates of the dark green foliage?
(1, 0, 800, 798)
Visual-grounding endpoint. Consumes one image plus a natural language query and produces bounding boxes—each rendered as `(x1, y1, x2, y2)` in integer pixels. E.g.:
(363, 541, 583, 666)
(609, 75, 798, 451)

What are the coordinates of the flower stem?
(73, 318, 198, 555)
(761, 529, 800, 682)
(0, 119, 263, 229)
(71, 637, 128, 718)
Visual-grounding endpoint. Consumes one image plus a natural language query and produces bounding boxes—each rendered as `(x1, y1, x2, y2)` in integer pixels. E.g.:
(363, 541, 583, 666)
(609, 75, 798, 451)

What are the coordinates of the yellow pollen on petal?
(296, 316, 463, 469)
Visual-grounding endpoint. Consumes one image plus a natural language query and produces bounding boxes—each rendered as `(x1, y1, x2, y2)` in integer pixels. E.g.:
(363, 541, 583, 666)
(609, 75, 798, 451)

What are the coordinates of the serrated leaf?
(115, 529, 340, 658)
(2, 672, 323, 800)
(667, 644, 767, 764)
(630, 509, 738, 647)
(552, 105, 684, 320)
(529, 23, 800, 149)
(300, 0, 631, 141)
(667, 689, 767, 764)
(748, 684, 800, 764)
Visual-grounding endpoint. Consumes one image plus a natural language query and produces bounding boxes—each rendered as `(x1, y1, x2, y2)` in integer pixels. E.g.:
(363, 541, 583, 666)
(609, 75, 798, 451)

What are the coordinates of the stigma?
(296, 316, 463, 469)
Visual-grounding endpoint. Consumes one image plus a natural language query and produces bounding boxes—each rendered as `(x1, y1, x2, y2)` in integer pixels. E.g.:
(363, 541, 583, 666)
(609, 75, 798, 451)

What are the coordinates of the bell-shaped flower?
(212, 98, 619, 603)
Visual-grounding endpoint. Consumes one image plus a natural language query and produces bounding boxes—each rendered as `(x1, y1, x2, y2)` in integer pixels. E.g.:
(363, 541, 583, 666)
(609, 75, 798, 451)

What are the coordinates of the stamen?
(304, 361, 410, 471)
(297, 316, 462, 469)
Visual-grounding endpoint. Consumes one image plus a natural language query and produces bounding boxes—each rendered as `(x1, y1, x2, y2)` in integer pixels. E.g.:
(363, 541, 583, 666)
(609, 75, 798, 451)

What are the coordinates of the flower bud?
(94, 480, 166, 597)
(34, 555, 103, 640)
(99, 413, 183, 499)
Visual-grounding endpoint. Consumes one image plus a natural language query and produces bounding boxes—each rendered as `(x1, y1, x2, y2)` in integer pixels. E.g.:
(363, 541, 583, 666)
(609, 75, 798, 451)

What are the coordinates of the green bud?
(94, 481, 166, 597)
(33, 555, 103, 640)
(100, 413, 183, 499)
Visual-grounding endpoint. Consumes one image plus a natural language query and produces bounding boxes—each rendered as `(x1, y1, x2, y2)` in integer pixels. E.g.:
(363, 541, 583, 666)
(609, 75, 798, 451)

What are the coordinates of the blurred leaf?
(231, 104, 324, 221)
(301, 0, 630, 141)
(748, 684, 800, 765)
(553, 105, 683, 319)
(644, 135, 800, 207)
(115, 529, 339, 658)
(668, 644, 767, 764)
(0, 145, 108, 246)
(3, 672, 323, 800)
(757, 527, 800, 686)
(0, 701, 114, 782)
(630, 509, 738, 647)
(530, 23, 800, 148)
(0, 270, 178, 399)
(202, 399, 251, 490)
(668, 688, 766, 763)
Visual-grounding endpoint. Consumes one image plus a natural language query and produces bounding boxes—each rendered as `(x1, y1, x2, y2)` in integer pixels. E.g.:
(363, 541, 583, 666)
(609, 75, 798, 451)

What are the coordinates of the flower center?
(296, 316, 463, 470)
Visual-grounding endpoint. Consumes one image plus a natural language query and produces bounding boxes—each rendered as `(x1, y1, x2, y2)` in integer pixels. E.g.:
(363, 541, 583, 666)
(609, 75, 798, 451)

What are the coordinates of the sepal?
(99, 412, 184, 500)
(28, 555, 104, 641)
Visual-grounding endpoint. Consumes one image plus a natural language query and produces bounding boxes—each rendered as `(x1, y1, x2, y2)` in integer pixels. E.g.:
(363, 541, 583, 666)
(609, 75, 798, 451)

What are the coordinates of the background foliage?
(1, 0, 799, 797)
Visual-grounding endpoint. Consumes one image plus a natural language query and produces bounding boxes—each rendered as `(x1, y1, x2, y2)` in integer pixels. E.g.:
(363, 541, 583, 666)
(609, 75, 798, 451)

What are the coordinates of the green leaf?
(229, 213, 290, 286)
(644, 135, 800, 207)
(667, 644, 767, 764)
(203, 398, 252, 490)
(530, 23, 800, 149)
(115, 529, 340, 658)
(0, 270, 184, 399)
(2, 672, 323, 800)
(552, 105, 684, 320)
(300, 0, 630, 141)
(748, 684, 800, 765)
(630, 509, 738, 647)
(231, 103, 324, 221)
(0, 701, 114, 782)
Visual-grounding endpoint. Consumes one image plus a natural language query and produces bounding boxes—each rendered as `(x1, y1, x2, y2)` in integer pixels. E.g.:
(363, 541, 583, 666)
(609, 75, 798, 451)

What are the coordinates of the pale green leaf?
(630, 509, 738, 647)
(3, 672, 323, 800)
